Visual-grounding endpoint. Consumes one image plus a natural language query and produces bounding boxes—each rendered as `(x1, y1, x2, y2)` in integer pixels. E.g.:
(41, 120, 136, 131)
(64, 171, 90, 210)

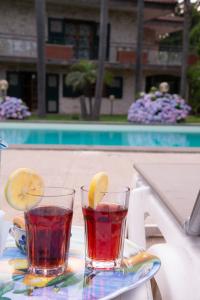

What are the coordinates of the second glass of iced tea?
(81, 186, 130, 270)
(25, 187, 75, 276)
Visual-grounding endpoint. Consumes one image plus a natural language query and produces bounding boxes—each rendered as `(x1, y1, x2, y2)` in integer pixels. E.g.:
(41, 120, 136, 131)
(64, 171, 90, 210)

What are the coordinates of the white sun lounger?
(128, 163, 200, 300)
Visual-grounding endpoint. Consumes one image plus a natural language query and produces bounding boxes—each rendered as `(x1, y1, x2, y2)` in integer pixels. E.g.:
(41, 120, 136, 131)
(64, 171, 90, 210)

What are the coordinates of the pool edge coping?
(6, 145, 200, 153)
(1, 121, 200, 133)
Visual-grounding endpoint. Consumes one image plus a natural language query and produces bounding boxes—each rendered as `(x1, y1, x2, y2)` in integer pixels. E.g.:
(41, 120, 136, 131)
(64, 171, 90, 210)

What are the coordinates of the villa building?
(0, 0, 193, 115)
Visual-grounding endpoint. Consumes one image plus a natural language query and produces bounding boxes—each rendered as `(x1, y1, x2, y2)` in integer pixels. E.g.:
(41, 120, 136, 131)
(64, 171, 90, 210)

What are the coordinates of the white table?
(128, 163, 200, 300)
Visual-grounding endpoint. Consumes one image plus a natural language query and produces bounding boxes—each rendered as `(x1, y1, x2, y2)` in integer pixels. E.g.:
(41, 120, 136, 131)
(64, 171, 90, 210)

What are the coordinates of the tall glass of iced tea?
(25, 187, 75, 276)
(81, 183, 130, 270)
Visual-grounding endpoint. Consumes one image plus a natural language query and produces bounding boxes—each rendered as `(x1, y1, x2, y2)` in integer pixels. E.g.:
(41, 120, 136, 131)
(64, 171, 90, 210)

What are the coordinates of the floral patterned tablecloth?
(0, 226, 160, 300)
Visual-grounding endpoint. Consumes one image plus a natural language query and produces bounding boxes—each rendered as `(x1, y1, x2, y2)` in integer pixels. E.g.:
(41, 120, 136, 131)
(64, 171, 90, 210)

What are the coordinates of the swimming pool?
(1, 122, 200, 148)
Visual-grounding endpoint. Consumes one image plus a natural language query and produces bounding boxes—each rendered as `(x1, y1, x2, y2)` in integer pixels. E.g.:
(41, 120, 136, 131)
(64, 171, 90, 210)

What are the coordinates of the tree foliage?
(159, 2, 200, 112)
(66, 60, 113, 119)
(66, 61, 96, 97)
(190, 6, 200, 54)
(188, 63, 200, 114)
(159, 2, 200, 51)
(188, 4, 200, 114)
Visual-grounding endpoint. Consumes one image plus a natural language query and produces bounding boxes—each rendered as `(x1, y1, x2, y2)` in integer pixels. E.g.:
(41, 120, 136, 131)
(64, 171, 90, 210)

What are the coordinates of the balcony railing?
(0, 34, 37, 58)
(46, 43, 74, 61)
(112, 42, 183, 66)
(0, 34, 197, 67)
(147, 49, 182, 66)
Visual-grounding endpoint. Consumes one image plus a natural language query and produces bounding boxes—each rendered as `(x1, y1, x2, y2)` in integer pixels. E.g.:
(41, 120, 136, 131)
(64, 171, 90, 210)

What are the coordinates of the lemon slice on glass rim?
(88, 172, 109, 209)
(5, 168, 44, 211)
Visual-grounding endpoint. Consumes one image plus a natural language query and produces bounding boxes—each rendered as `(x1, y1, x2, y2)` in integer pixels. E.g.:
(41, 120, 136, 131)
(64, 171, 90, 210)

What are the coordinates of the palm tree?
(66, 60, 113, 120)
(180, 0, 192, 100)
(135, 0, 144, 96)
(35, 0, 46, 117)
(66, 61, 96, 119)
(93, 0, 109, 120)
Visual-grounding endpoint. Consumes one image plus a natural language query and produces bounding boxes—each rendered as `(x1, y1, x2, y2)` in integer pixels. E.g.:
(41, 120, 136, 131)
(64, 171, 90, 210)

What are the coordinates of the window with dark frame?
(65, 21, 95, 59)
(48, 18, 110, 60)
(7, 72, 21, 98)
(105, 76, 123, 99)
(63, 75, 81, 98)
(48, 18, 65, 44)
(63, 75, 123, 99)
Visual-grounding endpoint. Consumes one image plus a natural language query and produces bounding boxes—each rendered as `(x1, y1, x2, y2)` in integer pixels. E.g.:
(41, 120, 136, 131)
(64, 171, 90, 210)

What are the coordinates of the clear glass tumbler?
(25, 187, 75, 276)
(81, 186, 130, 270)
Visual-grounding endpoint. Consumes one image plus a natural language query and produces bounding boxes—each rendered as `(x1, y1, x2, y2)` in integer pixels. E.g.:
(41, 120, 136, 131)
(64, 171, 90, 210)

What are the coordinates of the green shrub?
(188, 63, 200, 114)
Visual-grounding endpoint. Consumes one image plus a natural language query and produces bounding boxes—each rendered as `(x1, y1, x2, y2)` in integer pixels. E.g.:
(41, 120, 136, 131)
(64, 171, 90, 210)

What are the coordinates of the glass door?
(46, 74, 59, 113)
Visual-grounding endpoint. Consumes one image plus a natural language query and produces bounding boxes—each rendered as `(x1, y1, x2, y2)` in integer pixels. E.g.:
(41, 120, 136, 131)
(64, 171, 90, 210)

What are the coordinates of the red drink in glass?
(25, 206, 73, 273)
(83, 203, 127, 262)
(24, 187, 74, 276)
(81, 186, 130, 270)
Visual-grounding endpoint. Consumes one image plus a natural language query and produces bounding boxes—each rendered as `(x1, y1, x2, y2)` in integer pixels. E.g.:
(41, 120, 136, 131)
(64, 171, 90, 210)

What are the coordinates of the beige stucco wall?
(0, 1, 36, 36)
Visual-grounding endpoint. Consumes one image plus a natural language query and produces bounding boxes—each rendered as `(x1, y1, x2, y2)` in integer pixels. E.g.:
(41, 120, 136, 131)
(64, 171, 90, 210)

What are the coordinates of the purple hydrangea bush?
(128, 91, 191, 124)
(0, 96, 31, 120)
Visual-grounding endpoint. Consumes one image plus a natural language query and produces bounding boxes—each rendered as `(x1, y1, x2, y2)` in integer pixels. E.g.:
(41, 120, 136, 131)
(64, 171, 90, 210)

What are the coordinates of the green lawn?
(28, 114, 128, 123)
(185, 115, 200, 124)
(25, 114, 200, 124)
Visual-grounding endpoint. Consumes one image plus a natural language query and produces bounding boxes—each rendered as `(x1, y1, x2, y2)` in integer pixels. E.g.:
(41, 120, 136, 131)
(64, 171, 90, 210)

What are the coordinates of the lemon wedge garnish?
(5, 168, 44, 211)
(88, 172, 108, 209)
(23, 274, 54, 287)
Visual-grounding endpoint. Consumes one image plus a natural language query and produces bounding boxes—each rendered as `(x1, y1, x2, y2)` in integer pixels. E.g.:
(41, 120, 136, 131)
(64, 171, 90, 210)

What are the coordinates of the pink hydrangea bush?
(128, 91, 191, 124)
(0, 97, 31, 120)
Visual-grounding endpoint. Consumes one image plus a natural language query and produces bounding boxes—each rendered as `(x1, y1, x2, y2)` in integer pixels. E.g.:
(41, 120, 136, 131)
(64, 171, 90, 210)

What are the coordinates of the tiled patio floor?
(1, 148, 200, 227)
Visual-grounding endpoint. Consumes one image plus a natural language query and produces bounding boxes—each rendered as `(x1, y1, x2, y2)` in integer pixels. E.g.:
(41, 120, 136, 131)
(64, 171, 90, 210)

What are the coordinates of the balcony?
(0, 34, 198, 69)
(147, 49, 182, 66)
(116, 49, 148, 64)
(0, 34, 37, 59)
(0, 34, 75, 63)
(46, 44, 74, 61)
(112, 42, 183, 67)
(113, 43, 199, 67)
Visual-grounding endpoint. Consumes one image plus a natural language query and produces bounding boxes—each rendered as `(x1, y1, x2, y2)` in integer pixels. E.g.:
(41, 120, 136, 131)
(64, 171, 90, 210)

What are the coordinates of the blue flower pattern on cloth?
(17, 234, 26, 253)
(9, 226, 27, 254)
(19, 235, 26, 246)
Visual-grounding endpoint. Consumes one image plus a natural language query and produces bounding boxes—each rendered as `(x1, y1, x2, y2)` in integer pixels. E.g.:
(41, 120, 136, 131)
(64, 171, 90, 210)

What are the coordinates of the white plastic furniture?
(114, 282, 153, 300)
(0, 141, 9, 253)
(0, 210, 10, 255)
(128, 163, 200, 300)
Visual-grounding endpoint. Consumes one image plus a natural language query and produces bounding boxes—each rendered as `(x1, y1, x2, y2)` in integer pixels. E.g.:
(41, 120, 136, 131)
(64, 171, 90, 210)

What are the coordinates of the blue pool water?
(1, 122, 200, 148)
